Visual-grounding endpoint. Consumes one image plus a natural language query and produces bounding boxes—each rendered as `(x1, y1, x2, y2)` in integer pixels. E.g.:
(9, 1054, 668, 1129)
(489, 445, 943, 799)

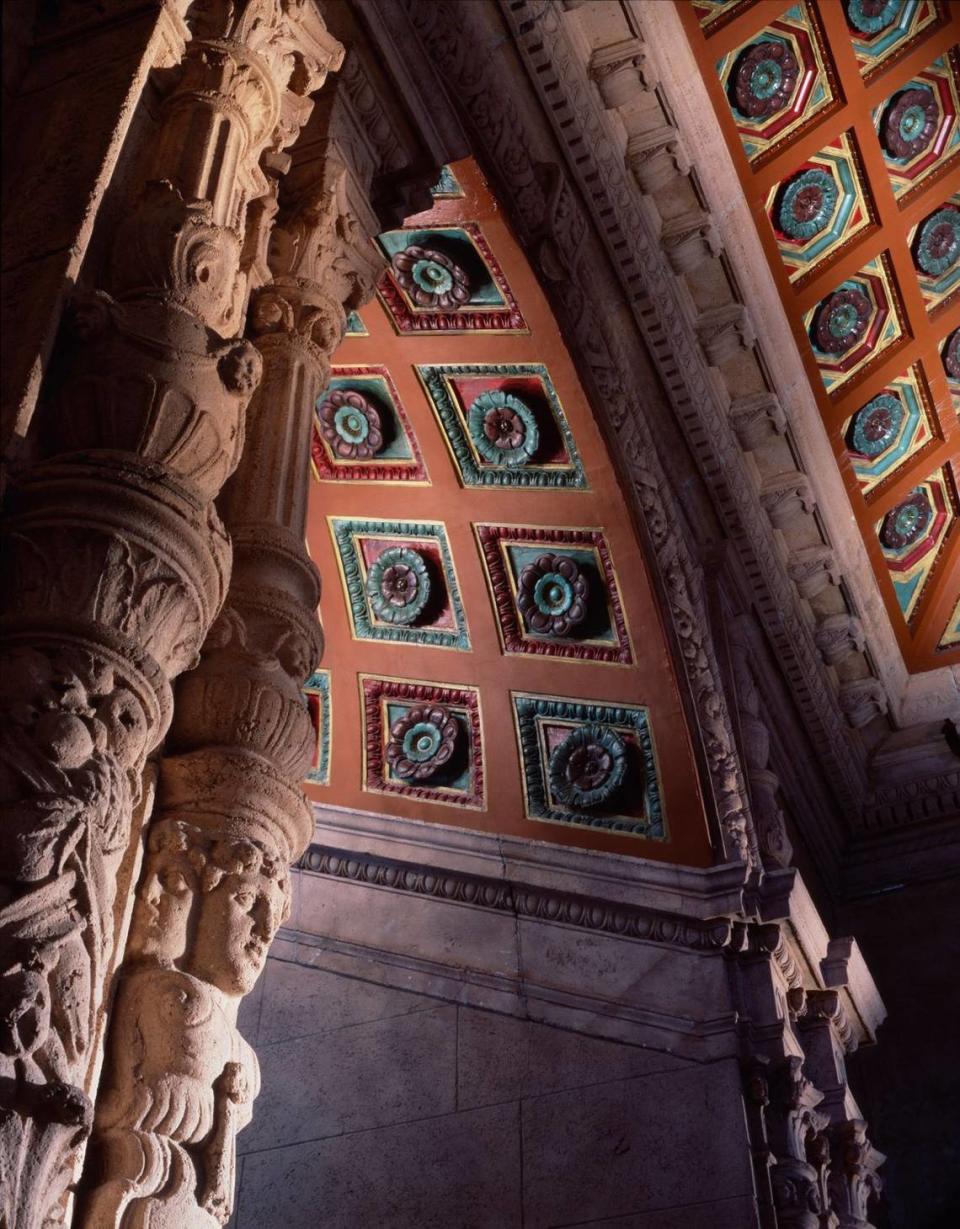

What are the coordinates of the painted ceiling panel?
(678, 0, 960, 670)
(302, 159, 713, 866)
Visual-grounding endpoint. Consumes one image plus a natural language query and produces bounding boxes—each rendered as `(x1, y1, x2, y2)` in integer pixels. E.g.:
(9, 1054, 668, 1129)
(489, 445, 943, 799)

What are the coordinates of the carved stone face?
(190, 841, 289, 997)
(127, 824, 200, 964)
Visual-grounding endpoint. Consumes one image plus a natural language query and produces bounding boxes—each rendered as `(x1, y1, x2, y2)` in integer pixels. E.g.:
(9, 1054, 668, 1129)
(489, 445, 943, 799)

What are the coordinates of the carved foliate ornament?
(386, 705, 459, 781)
(548, 724, 628, 809)
(517, 553, 589, 637)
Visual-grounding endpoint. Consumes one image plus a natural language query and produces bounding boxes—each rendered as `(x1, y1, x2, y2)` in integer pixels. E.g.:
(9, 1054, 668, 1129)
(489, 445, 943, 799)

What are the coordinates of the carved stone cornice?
(298, 843, 736, 952)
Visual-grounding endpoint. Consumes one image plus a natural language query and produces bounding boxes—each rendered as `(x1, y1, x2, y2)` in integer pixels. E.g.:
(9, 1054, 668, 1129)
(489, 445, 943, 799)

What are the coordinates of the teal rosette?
(467, 389, 539, 467)
(548, 724, 628, 810)
(365, 546, 431, 625)
(778, 169, 837, 241)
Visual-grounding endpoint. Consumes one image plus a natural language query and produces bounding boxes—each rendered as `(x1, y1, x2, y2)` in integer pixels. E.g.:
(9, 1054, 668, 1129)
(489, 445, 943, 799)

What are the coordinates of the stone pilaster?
(78, 140, 380, 1227)
(0, 4, 342, 1225)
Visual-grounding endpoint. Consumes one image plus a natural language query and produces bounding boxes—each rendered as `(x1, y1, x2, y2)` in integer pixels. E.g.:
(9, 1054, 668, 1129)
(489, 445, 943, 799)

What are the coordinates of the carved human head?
(189, 832, 290, 997)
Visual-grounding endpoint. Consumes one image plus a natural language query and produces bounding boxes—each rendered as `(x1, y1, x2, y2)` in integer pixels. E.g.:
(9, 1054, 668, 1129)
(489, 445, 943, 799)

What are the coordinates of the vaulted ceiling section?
(678, 0, 960, 671)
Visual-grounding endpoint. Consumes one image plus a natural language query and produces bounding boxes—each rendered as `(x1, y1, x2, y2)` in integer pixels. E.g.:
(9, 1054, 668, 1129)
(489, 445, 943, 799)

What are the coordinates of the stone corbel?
(729, 391, 788, 451)
(828, 1120, 884, 1229)
(788, 545, 841, 601)
(838, 679, 888, 730)
(760, 471, 816, 531)
(625, 125, 690, 195)
(695, 302, 756, 366)
(588, 37, 655, 108)
(660, 208, 720, 276)
(815, 615, 866, 669)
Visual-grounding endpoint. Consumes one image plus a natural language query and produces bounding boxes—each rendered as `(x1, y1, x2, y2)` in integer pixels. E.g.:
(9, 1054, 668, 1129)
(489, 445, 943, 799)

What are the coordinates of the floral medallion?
(386, 704, 459, 781)
(875, 466, 956, 623)
(362, 677, 483, 809)
(804, 257, 903, 394)
(391, 244, 471, 309)
(847, 1, 944, 81)
(420, 363, 585, 489)
(879, 490, 932, 549)
(717, 6, 838, 164)
(365, 546, 431, 626)
(846, 0, 901, 35)
(548, 724, 628, 810)
(517, 554, 589, 637)
(875, 54, 960, 201)
(843, 367, 933, 497)
(513, 694, 664, 838)
(849, 393, 904, 457)
(882, 86, 938, 159)
(778, 168, 838, 240)
(915, 208, 959, 276)
(467, 389, 539, 467)
(814, 288, 872, 354)
(317, 388, 384, 460)
(377, 224, 526, 333)
(733, 41, 799, 118)
(766, 133, 872, 285)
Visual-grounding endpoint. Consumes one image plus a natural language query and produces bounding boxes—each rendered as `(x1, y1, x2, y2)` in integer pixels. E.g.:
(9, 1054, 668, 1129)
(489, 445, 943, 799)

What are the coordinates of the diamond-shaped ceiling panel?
(302, 159, 712, 865)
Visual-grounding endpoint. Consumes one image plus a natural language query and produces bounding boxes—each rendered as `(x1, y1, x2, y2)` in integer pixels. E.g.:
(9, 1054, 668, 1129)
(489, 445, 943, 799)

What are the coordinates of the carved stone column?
(0, 5, 342, 1225)
(78, 145, 380, 1227)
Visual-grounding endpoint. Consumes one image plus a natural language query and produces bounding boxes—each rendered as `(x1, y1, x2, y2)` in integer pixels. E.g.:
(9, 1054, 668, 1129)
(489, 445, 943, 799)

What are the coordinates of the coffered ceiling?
(678, 0, 960, 671)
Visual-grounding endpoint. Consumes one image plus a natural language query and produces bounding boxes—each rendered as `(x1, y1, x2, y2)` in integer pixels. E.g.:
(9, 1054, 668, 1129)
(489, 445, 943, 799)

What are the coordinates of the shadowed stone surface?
(521, 1061, 754, 1226)
(239, 1001, 457, 1154)
(236, 1102, 522, 1229)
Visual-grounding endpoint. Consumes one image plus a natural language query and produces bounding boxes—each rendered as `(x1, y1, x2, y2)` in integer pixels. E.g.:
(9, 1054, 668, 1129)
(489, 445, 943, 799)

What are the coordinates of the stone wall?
(225, 804, 886, 1229)
(231, 951, 759, 1229)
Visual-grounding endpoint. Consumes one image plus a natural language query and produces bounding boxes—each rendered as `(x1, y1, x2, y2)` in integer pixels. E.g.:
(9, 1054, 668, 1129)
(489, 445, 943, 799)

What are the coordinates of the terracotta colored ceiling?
(302, 158, 713, 867)
(678, 0, 960, 670)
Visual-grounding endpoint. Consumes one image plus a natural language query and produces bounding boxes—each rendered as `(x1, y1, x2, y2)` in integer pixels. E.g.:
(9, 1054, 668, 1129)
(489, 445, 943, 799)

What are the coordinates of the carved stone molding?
(299, 843, 735, 952)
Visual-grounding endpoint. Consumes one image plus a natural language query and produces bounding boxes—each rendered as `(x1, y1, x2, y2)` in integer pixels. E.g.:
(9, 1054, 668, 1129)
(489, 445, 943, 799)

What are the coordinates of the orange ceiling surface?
(678, 0, 960, 670)
(303, 158, 713, 867)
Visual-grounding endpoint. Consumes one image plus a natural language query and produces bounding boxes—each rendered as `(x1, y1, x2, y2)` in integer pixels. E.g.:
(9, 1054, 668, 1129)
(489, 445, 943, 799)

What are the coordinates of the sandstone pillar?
(0, 4, 342, 1225)
(78, 146, 380, 1227)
